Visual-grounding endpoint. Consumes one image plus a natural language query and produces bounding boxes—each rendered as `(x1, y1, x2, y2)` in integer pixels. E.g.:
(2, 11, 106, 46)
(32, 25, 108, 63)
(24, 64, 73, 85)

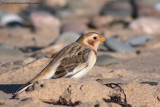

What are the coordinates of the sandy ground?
(0, 45, 160, 107)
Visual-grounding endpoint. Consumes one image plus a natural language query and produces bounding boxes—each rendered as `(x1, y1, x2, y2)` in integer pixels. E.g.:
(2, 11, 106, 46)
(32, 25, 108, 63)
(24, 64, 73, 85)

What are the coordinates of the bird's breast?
(87, 51, 97, 69)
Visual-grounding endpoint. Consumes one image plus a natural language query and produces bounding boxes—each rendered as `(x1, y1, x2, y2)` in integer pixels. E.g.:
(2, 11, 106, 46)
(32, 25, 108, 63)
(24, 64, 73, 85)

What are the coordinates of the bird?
(13, 32, 105, 96)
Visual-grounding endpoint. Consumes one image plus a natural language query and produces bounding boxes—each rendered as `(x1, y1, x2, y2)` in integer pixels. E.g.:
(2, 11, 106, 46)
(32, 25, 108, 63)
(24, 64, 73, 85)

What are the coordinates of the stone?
(30, 11, 61, 29)
(0, 43, 23, 57)
(67, 0, 88, 10)
(56, 0, 108, 19)
(155, 2, 160, 13)
(104, 38, 134, 53)
(51, 32, 80, 46)
(96, 78, 126, 85)
(96, 55, 120, 66)
(44, 0, 68, 8)
(125, 35, 152, 47)
(89, 16, 113, 28)
(100, 0, 131, 17)
(60, 22, 86, 34)
(129, 17, 160, 35)
(0, 13, 24, 27)
(0, 1, 28, 13)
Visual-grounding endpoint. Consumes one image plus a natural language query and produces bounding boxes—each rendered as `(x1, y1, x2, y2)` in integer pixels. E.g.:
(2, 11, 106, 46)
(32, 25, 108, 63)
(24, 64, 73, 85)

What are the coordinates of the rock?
(129, 17, 160, 35)
(0, 10, 5, 17)
(51, 32, 80, 46)
(0, 2, 28, 13)
(67, 0, 88, 10)
(89, 16, 113, 28)
(140, 81, 158, 86)
(104, 38, 134, 53)
(30, 11, 61, 29)
(155, 2, 160, 13)
(125, 35, 152, 47)
(60, 22, 86, 34)
(0, 43, 23, 57)
(44, 0, 68, 8)
(100, 0, 131, 18)
(96, 78, 126, 85)
(96, 55, 120, 66)
(56, 0, 108, 19)
(0, 13, 24, 27)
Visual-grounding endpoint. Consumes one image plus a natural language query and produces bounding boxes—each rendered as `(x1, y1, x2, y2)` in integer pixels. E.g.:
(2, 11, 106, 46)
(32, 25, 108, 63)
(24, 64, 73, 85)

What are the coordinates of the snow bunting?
(13, 32, 105, 96)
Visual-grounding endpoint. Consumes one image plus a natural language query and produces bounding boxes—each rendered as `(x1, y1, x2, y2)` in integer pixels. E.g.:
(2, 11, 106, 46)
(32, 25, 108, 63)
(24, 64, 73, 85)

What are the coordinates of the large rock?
(60, 22, 86, 34)
(0, 12, 24, 27)
(30, 11, 61, 30)
(56, 0, 109, 18)
(51, 32, 81, 46)
(0, 43, 23, 57)
(104, 38, 134, 53)
(125, 35, 152, 47)
(129, 17, 160, 35)
(44, 0, 68, 8)
(96, 55, 120, 66)
(89, 16, 113, 28)
(100, 0, 132, 18)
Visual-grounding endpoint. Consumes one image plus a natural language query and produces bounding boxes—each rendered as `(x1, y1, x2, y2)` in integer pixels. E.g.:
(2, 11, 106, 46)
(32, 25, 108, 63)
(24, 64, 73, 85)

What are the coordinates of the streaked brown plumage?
(13, 32, 105, 96)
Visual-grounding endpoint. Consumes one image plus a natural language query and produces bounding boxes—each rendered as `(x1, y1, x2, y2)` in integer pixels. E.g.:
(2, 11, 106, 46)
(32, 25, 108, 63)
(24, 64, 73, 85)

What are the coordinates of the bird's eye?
(93, 37, 97, 40)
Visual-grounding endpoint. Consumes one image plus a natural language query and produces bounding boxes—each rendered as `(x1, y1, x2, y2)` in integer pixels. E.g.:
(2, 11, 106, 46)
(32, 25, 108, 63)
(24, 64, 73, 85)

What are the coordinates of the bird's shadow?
(0, 84, 22, 94)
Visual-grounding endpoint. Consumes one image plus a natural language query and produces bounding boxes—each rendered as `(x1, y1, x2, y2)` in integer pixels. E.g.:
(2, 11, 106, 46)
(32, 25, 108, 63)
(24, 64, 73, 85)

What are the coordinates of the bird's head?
(77, 32, 105, 51)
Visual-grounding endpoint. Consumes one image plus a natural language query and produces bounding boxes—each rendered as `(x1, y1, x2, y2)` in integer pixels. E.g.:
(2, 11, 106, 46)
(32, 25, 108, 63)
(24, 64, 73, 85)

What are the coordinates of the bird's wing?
(29, 42, 82, 82)
(53, 48, 91, 78)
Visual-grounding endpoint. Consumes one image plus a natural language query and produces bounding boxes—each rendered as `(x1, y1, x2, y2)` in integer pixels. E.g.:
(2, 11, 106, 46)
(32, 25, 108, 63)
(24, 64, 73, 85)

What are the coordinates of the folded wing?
(53, 48, 91, 78)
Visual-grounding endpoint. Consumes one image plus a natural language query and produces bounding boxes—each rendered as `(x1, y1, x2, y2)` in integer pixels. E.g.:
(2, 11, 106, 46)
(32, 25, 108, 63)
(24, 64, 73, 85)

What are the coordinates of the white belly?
(71, 51, 96, 78)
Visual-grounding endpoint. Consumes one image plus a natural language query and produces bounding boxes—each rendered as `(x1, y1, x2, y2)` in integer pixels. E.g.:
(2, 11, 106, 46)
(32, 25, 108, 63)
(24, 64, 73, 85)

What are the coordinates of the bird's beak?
(100, 36, 105, 42)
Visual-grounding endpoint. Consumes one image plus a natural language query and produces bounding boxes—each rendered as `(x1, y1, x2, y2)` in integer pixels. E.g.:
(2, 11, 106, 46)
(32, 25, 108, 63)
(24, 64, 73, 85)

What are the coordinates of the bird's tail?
(13, 82, 33, 96)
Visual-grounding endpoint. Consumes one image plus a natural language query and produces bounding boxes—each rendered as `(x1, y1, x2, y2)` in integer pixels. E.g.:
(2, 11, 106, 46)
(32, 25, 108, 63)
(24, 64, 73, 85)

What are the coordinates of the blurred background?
(0, 0, 160, 72)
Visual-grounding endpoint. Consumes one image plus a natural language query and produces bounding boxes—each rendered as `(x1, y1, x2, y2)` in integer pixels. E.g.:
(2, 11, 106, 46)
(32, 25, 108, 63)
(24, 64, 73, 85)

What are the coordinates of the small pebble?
(140, 81, 158, 86)
(96, 78, 126, 85)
